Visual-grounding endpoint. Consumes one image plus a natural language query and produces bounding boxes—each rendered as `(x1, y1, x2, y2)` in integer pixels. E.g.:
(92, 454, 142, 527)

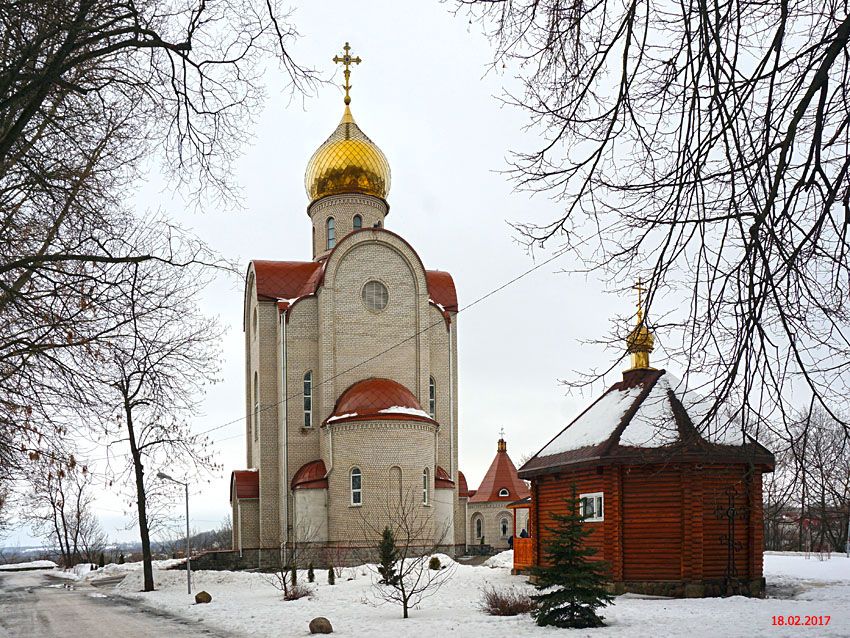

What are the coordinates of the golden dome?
(625, 307, 655, 370)
(305, 105, 391, 203)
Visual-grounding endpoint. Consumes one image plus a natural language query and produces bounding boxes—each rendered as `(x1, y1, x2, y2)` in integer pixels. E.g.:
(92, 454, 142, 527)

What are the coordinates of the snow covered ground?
(107, 552, 849, 637)
(48, 558, 186, 582)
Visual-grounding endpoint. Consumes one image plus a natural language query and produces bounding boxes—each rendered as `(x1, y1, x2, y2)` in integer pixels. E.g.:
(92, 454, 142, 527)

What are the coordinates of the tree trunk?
(125, 398, 154, 591)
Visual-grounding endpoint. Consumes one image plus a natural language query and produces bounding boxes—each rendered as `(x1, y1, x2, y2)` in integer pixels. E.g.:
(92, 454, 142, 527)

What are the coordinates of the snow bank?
(483, 550, 513, 569)
(0, 559, 57, 571)
(51, 558, 186, 582)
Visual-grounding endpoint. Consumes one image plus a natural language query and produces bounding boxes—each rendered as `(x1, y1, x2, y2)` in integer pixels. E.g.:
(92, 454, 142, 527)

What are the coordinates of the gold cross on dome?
(633, 279, 647, 320)
(333, 42, 362, 105)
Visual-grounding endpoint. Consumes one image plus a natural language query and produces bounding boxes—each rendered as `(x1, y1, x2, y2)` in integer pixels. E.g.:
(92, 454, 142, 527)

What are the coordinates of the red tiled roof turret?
(325, 377, 436, 426)
(468, 438, 531, 503)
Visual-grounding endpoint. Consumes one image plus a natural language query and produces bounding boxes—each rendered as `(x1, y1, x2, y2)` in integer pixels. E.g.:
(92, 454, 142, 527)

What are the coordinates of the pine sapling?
(328, 566, 335, 585)
(308, 562, 315, 583)
(377, 526, 400, 585)
(531, 485, 613, 628)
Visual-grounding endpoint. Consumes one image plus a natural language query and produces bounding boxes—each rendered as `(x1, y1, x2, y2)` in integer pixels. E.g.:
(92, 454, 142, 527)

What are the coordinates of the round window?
(362, 280, 388, 311)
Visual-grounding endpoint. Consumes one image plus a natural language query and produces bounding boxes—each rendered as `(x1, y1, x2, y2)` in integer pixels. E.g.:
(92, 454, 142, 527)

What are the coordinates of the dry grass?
(479, 584, 537, 616)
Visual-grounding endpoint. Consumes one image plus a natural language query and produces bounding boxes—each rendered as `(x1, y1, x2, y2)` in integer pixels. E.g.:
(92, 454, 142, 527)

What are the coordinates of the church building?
(229, 45, 463, 558)
(514, 293, 774, 597)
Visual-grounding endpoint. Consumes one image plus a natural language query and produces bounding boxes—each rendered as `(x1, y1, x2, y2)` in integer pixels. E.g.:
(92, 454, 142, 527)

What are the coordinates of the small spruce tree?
(377, 526, 399, 585)
(98, 552, 105, 568)
(308, 562, 315, 583)
(327, 566, 335, 585)
(531, 485, 614, 628)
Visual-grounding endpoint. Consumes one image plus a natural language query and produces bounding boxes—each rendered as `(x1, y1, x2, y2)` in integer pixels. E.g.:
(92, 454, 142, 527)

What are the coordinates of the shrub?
(428, 556, 441, 571)
(479, 585, 537, 616)
(283, 583, 312, 601)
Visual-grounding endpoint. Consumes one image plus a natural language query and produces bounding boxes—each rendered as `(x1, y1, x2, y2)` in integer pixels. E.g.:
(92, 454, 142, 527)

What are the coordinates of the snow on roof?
(378, 405, 431, 419)
(537, 385, 644, 457)
(619, 374, 679, 447)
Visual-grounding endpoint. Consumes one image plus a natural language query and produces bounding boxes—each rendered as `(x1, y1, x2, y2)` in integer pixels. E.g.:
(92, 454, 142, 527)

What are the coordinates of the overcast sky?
(7, 1, 637, 548)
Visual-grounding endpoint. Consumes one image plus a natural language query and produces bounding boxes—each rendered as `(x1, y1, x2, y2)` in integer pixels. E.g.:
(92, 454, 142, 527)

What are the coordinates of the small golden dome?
(305, 106, 391, 203)
(625, 307, 655, 370)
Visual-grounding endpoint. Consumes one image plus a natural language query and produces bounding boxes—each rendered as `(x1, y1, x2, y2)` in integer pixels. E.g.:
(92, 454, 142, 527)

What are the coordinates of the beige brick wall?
(468, 502, 515, 550)
(234, 498, 260, 549)
(308, 194, 389, 259)
(239, 206, 461, 552)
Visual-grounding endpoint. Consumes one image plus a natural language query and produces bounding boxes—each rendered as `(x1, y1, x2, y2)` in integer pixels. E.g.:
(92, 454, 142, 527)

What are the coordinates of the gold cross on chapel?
(333, 42, 362, 105)
(633, 279, 647, 321)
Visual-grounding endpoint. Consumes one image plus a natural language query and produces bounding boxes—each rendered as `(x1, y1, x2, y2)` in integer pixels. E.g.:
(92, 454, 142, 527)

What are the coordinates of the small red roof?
(468, 439, 530, 503)
(230, 470, 259, 502)
(325, 377, 435, 426)
(457, 470, 470, 497)
(425, 271, 458, 312)
(435, 466, 455, 489)
(291, 459, 328, 490)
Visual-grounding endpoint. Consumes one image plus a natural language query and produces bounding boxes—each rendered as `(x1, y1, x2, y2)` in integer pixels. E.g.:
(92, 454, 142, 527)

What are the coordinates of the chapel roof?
(457, 470, 470, 498)
(468, 438, 531, 503)
(324, 377, 436, 426)
(519, 368, 775, 478)
(230, 470, 259, 502)
(291, 459, 328, 490)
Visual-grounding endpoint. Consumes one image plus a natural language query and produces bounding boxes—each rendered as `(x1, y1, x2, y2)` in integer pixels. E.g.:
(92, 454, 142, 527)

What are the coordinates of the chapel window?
(353, 214, 362, 230)
(498, 488, 509, 497)
(303, 371, 313, 428)
(350, 467, 362, 505)
(362, 280, 388, 311)
(474, 516, 483, 539)
(327, 217, 335, 250)
(500, 517, 510, 538)
(428, 377, 436, 419)
(423, 468, 429, 504)
(580, 492, 604, 522)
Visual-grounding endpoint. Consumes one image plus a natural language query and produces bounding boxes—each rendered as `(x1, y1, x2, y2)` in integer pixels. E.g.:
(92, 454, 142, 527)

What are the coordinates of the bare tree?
(23, 460, 100, 567)
(460, 0, 850, 440)
(362, 493, 455, 619)
(73, 224, 223, 592)
(1, 0, 315, 481)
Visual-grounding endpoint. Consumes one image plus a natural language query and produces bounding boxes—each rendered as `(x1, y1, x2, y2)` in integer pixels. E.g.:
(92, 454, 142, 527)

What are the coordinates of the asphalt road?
(0, 569, 233, 638)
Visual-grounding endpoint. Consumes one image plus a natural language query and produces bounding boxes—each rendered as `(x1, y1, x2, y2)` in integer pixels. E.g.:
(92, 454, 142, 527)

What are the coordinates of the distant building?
(466, 438, 530, 550)
(514, 295, 775, 597)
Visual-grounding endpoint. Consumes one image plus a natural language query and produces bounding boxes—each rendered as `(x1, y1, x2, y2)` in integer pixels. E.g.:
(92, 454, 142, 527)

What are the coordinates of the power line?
(197, 245, 570, 439)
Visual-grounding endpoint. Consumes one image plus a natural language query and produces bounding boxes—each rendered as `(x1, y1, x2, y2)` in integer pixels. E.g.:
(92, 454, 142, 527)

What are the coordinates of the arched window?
(428, 377, 436, 419)
(353, 214, 362, 230)
(389, 466, 402, 503)
(500, 517, 510, 538)
(422, 468, 430, 504)
(474, 516, 483, 539)
(326, 217, 335, 250)
(253, 372, 259, 441)
(252, 306, 258, 338)
(303, 371, 312, 428)
(350, 467, 362, 505)
(498, 488, 509, 497)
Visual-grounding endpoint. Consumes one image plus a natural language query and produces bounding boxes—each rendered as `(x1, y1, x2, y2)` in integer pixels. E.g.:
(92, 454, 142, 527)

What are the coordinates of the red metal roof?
(468, 439, 531, 503)
(457, 470, 470, 497)
(249, 248, 457, 323)
(325, 377, 435, 426)
(435, 465, 455, 489)
(230, 470, 259, 502)
(291, 459, 328, 490)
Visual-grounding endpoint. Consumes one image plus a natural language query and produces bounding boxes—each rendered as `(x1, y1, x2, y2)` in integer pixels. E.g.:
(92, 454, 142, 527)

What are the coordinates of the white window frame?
(499, 517, 510, 538)
(353, 214, 362, 230)
(350, 467, 362, 506)
(474, 516, 483, 539)
(326, 217, 335, 250)
(422, 468, 430, 504)
(302, 371, 313, 428)
(580, 492, 604, 522)
(428, 377, 436, 419)
(498, 488, 509, 497)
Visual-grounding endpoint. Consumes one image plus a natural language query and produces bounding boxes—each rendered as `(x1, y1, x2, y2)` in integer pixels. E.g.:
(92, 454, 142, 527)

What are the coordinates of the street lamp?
(157, 471, 192, 595)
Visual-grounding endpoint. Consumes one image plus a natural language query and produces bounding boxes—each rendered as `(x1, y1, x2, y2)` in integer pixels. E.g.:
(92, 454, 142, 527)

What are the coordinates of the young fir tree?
(327, 566, 335, 585)
(531, 486, 614, 628)
(377, 526, 400, 585)
(307, 562, 315, 583)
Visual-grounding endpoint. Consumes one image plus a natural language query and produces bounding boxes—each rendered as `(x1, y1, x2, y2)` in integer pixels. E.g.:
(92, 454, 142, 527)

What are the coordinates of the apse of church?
(229, 44, 463, 556)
